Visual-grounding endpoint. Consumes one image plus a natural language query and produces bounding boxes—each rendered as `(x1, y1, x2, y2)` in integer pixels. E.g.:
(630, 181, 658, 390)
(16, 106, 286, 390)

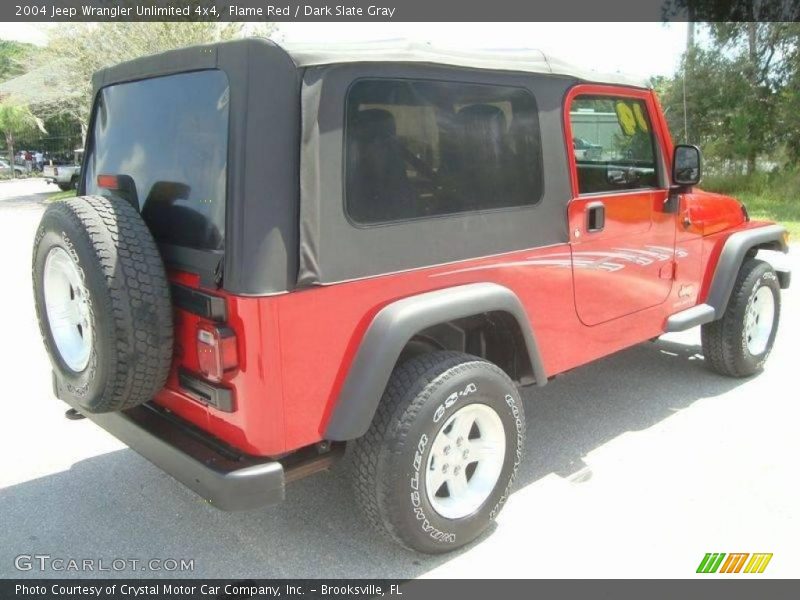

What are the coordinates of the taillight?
(95, 174, 139, 211)
(196, 324, 238, 382)
(97, 174, 119, 189)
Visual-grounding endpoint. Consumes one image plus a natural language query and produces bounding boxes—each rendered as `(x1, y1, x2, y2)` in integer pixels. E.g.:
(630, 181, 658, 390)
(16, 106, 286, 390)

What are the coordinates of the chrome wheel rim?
(425, 403, 506, 520)
(744, 285, 775, 356)
(43, 247, 92, 372)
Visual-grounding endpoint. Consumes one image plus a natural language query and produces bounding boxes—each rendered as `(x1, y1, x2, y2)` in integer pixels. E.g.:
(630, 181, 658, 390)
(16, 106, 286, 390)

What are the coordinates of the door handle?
(586, 201, 605, 232)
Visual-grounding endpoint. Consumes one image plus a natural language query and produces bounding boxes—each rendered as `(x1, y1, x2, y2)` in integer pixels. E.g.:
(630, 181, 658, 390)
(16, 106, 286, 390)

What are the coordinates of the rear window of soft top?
(84, 70, 229, 251)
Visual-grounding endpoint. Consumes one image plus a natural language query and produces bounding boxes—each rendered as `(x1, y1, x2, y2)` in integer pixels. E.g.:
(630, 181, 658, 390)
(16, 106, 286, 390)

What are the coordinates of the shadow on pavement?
(0, 338, 747, 579)
(517, 338, 738, 484)
(0, 182, 53, 211)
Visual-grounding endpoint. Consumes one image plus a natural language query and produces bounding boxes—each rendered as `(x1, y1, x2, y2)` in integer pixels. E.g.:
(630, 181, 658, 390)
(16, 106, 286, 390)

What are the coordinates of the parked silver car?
(0, 159, 26, 177)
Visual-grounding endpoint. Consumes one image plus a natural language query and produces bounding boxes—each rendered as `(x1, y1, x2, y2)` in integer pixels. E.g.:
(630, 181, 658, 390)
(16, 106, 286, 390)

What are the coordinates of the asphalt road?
(0, 178, 797, 578)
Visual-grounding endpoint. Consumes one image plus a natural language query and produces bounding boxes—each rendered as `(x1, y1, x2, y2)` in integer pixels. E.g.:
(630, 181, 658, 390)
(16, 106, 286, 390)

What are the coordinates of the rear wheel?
(350, 351, 525, 553)
(701, 258, 781, 377)
(32, 195, 173, 413)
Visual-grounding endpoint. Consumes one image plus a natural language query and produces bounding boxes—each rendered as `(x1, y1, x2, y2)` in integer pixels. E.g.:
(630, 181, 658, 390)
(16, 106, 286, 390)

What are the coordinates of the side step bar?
(665, 303, 716, 333)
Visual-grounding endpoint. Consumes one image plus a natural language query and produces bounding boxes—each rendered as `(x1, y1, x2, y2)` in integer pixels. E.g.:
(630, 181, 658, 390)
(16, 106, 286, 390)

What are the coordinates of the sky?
(0, 21, 689, 80)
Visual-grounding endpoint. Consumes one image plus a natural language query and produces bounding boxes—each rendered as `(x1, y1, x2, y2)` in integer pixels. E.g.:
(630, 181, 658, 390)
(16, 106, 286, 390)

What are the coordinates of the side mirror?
(672, 144, 702, 187)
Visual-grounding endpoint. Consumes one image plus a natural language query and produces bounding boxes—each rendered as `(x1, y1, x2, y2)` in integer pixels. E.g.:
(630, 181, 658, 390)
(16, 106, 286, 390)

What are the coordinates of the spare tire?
(32, 195, 173, 413)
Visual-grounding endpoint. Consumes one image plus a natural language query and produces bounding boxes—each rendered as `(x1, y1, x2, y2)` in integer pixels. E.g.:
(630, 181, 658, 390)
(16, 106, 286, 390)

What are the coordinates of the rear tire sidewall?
(734, 266, 781, 374)
(32, 214, 113, 412)
(386, 362, 524, 554)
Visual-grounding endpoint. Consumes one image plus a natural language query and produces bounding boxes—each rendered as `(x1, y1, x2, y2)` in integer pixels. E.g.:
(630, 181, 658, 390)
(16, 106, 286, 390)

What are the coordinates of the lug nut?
(463, 450, 469, 459)
(454, 466, 461, 476)
(443, 445, 451, 455)
(442, 464, 449, 473)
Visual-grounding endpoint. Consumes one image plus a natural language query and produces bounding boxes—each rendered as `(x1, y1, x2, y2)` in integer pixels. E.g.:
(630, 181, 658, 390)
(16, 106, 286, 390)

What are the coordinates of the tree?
(658, 23, 800, 174)
(0, 102, 46, 177)
(773, 25, 800, 164)
(34, 21, 277, 141)
(0, 40, 39, 83)
(705, 23, 798, 174)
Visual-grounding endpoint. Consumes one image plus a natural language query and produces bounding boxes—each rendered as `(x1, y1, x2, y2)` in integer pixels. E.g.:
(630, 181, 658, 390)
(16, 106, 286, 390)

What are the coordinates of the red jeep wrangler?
(31, 39, 790, 554)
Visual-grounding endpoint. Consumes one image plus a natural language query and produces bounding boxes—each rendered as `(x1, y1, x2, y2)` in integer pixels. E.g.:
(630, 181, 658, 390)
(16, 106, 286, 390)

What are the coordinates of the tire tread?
(33, 195, 173, 412)
(701, 258, 779, 378)
(350, 351, 522, 552)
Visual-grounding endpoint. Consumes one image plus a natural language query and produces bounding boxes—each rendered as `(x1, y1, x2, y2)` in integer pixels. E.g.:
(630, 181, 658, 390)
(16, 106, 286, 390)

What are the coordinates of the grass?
(702, 170, 800, 239)
(45, 189, 77, 202)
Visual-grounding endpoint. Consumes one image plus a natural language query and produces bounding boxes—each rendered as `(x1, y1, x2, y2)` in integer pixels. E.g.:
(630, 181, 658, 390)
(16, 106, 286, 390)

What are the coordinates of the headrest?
(456, 104, 508, 134)
(351, 108, 397, 141)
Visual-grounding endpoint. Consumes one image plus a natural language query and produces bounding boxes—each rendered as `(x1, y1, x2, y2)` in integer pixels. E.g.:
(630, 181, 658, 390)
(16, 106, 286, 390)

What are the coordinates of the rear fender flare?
(323, 283, 546, 441)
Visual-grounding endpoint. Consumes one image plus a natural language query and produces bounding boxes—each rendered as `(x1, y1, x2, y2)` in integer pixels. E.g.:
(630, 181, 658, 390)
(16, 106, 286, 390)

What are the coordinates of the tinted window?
(85, 70, 229, 251)
(569, 96, 659, 194)
(345, 79, 543, 224)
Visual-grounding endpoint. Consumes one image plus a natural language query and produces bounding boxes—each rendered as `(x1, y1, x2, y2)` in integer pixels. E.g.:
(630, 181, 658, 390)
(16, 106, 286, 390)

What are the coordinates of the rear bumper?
(57, 387, 284, 511)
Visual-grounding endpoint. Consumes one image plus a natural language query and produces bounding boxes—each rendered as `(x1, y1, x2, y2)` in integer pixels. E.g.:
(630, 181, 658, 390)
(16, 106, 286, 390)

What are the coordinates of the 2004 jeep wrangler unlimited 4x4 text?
(32, 39, 791, 554)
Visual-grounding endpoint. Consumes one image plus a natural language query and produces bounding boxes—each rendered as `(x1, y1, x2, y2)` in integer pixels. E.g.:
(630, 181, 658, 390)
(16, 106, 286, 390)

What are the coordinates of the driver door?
(566, 87, 675, 326)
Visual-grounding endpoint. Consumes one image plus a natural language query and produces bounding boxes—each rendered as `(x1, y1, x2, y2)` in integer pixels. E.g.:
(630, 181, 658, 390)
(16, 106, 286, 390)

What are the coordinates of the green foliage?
(659, 23, 800, 174)
(702, 170, 800, 237)
(0, 103, 46, 138)
(45, 188, 78, 202)
(13, 113, 83, 155)
(0, 102, 47, 177)
(0, 40, 38, 83)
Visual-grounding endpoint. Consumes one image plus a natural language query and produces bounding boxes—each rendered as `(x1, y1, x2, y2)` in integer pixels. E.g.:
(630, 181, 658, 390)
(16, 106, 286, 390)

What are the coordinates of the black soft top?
(87, 38, 643, 295)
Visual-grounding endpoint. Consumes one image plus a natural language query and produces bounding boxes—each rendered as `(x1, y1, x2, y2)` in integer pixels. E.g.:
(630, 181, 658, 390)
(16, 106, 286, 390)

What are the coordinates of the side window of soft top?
(345, 78, 544, 225)
(569, 95, 659, 195)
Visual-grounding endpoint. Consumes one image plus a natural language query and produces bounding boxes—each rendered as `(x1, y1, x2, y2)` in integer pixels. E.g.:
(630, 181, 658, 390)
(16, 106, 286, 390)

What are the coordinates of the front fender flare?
(706, 224, 789, 318)
(323, 283, 546, 441)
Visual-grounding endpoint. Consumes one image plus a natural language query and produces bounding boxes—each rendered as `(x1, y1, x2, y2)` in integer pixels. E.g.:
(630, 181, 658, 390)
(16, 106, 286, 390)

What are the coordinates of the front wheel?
(350, 351, 525, 554)
(701, 258, 781, 377)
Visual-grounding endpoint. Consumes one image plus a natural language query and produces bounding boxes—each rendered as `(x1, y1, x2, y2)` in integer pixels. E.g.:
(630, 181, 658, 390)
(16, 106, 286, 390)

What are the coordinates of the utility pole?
(746, 22, 758, 175)
(683, 21, 695, 143)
